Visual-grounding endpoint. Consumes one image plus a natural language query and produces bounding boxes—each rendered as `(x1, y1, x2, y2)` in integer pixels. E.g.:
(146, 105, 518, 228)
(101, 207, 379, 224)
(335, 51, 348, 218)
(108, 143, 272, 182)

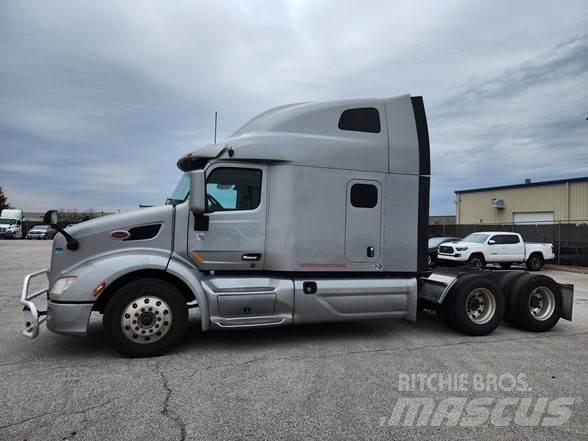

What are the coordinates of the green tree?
(0, 186, 10, 211)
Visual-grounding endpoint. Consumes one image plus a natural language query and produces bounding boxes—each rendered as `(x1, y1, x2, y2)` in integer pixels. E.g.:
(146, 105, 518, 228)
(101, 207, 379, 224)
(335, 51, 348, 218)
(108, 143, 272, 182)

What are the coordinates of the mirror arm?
(54, 226, 79, 250)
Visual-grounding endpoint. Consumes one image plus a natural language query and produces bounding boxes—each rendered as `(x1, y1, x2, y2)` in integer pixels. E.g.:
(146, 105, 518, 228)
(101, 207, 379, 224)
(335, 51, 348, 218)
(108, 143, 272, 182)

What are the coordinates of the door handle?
(242, 253, 261, 261)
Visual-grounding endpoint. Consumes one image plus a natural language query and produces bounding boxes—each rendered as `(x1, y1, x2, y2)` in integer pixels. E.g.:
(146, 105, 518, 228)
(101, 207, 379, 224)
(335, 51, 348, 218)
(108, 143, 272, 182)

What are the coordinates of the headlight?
(50, 276, 78, 296)
(456, 247, 469, 251)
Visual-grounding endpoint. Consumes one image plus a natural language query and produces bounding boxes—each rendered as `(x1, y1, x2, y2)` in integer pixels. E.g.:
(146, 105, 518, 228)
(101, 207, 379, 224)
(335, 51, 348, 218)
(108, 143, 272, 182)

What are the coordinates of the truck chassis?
(22, 268, 573, 353)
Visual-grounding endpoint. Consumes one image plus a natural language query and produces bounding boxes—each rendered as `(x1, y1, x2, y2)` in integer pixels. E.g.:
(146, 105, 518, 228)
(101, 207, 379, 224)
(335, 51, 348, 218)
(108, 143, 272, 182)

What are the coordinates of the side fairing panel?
(384, 95, 421, 175)
(382, 173, 420, 272)
(293, 277, 418, 324)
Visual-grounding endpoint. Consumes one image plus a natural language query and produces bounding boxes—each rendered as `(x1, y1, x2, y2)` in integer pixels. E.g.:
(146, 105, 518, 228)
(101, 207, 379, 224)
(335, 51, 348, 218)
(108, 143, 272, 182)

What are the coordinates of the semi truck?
(0, 208, 24, 239)
(20, 95, 574, 357)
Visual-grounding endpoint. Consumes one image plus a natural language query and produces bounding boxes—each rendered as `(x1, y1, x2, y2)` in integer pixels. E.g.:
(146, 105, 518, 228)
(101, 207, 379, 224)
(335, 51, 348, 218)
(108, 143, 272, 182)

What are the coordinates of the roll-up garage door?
(513, 212, 554, 224)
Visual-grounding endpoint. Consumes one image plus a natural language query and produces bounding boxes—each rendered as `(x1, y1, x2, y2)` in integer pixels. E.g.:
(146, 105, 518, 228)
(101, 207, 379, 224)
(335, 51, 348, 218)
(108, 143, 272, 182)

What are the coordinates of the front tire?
(103, 278, 188, 357)
(468, 254, 485, 269)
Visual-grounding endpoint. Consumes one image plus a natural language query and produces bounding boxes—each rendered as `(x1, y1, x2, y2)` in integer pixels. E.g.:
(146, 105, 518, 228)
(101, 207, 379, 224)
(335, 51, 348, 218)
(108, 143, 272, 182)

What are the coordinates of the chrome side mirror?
(189, 170, 206, 214)
(43, 210, 58, 226)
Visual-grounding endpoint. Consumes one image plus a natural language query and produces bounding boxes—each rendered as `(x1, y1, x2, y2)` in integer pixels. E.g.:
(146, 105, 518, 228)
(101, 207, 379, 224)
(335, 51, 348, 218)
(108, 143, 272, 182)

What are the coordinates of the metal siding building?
(455, 177, 588, 224)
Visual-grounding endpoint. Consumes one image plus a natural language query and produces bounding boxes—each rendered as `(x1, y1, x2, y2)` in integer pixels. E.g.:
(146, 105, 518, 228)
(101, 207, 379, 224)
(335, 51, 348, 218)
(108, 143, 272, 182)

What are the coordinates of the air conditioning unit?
(491, 198, 505, 209)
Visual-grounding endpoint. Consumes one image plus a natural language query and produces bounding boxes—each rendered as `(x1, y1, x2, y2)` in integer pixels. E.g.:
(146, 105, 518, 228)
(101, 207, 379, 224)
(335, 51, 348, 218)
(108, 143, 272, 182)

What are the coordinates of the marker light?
(94, 281, 106, 297)
(191, 251, 204, 263)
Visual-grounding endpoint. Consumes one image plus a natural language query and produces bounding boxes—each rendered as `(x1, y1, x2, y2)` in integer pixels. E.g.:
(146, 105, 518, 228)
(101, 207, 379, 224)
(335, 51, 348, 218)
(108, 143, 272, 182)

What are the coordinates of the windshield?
(166, 173, 190, 205)
(463, 233, 490, 243)
(32, 225, 49, 231)
(0, 219, 16, 225)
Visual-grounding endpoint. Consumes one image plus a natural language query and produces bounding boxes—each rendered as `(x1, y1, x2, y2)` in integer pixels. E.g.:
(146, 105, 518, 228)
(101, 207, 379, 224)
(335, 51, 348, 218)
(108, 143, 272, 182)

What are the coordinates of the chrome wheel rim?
(466, 288, 496, 324)
(528, 287, 555, 321)
(531, 257, 541, 270)
(121, 296, 172, 344)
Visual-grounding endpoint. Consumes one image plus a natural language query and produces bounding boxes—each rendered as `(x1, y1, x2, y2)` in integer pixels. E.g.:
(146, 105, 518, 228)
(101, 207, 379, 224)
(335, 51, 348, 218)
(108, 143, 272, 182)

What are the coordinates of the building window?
(338, 108, 381, 133)
(350, 183, 378, 208)
(206, 168, 262, 211)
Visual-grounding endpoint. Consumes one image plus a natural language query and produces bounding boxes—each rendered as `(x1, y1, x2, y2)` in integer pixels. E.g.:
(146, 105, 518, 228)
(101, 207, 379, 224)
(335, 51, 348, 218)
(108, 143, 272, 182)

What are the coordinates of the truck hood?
(64, 206, 169, 238)
(49, 205, 174, 283)
(441, 241, 481, 248)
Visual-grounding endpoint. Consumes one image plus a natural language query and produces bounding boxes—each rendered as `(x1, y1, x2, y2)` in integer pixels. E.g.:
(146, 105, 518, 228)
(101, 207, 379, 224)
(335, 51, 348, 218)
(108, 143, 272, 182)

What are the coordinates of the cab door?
(188, 163, 267, 271)
(504, 234, 525, 260)
(344, 179, 382, 263)
(486, 234, 505, 262)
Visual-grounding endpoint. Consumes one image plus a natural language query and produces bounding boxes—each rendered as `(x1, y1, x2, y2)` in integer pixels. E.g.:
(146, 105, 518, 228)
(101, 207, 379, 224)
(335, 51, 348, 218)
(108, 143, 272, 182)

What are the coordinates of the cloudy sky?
(1, 0, 587, 215)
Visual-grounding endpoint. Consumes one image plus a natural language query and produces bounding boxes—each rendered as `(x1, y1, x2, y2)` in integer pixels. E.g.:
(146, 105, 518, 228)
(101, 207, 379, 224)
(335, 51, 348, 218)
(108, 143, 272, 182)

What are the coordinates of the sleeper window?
(206, 168, 262, 211)
(338, 107, 381, 133)
(350, 184, 378, 208)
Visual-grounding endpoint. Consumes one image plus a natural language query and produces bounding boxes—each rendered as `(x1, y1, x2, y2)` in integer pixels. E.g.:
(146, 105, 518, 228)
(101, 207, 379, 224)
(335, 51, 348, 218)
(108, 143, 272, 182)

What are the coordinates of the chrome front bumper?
(20, 269, 49, 338)
(21, 269, 95, 338)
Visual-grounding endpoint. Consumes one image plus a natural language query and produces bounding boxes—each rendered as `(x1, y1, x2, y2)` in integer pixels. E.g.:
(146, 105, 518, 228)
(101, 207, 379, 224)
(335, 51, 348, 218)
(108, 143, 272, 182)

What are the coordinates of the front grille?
(438, 245, 454, 254)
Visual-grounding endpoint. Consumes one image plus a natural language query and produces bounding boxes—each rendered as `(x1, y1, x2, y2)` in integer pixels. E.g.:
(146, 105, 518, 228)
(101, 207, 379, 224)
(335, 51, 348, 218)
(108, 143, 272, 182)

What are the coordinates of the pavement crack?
(149, 360, 187, 441)
(0, 400, 110, 431)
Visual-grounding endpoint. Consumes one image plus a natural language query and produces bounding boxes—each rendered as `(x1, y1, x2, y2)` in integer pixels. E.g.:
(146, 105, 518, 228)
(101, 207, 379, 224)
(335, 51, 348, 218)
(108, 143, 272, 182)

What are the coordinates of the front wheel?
(104, 278, 188, 357)
(468, 254, 485, 269)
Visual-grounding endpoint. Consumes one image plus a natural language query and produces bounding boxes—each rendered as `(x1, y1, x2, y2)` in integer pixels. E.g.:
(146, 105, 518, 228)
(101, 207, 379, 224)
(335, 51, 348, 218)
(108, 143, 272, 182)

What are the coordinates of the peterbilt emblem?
(110, 230, 130, 240)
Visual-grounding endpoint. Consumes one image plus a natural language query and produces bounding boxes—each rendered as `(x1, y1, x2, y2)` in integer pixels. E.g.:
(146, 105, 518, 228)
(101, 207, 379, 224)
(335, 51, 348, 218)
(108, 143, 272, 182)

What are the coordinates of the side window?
(489, 235, 502, 244)
(505, 235, 520, 244)
(206, 168, 262, 212)
(338, 107, 381, 133)
(350, 183, 378, 208)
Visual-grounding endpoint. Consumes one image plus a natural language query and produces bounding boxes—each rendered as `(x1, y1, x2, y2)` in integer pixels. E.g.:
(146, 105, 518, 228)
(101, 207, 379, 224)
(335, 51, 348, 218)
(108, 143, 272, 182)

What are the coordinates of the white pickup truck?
(436, 232, 554, 270)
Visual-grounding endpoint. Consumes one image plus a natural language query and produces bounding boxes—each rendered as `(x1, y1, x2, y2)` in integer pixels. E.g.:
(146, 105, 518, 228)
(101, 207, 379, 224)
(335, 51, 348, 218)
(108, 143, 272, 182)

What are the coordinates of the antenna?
(214, 111, 218, 143)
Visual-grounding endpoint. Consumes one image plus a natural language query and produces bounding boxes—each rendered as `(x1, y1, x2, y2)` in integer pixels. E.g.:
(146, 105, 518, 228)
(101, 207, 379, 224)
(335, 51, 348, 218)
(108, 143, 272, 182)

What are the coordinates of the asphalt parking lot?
(1, 240, 587, 440)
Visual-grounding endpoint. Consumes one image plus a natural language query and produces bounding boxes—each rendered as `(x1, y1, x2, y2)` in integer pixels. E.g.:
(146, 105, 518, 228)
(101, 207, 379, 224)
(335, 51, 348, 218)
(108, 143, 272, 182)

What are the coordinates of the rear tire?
(103, 278, 188, 357)
(510, 275, 561, 332)
(526, 253, 544, 271)
(448, 277, 504, 336)
(498, 271, 527, 324)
